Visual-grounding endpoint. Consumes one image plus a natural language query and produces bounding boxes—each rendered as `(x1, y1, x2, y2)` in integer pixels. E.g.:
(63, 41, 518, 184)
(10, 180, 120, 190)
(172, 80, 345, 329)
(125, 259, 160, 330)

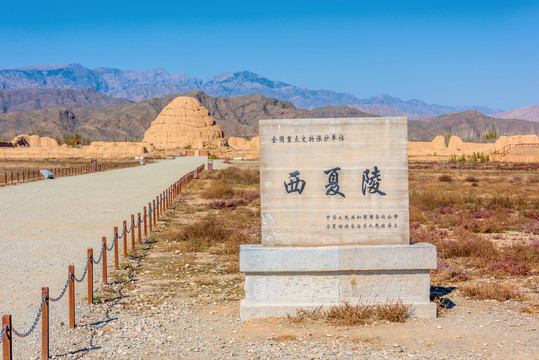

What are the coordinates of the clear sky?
(1, 0, 538, 110)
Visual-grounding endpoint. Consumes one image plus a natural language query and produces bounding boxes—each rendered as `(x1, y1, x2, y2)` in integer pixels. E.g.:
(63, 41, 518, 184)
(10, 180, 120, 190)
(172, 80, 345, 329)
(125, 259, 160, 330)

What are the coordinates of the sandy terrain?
(0, 156, 205, 329)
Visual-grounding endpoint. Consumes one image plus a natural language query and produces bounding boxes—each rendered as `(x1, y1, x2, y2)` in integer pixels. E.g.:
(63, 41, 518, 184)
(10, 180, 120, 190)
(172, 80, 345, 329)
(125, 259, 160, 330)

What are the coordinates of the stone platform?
(240, 243, 437, 321)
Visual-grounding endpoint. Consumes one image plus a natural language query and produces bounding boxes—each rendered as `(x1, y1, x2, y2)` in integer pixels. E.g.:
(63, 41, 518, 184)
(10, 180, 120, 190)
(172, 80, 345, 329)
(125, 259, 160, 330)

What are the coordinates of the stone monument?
(240, 117, 437, 320)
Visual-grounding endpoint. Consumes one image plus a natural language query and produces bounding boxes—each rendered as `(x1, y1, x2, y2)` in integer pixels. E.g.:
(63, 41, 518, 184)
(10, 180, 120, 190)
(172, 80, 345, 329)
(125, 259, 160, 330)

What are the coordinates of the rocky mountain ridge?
(492, 104, 539, 123)
(0, 88, 132, 113)
(0, 63, 501, 116)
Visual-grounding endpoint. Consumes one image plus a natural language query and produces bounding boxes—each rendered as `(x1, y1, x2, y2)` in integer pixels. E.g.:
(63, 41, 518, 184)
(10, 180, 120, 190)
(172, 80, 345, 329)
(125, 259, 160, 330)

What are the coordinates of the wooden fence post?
(102, 237, 107, 284)
(87, 249, 93, 305)
(144, 206, 148, 235)
(42, 287, 49, 360)
(114, 227, 119, 270)
(153, 199, 157, 225)
(2, 314, 12, 360)
(156, 196, 160, 220)
(138, 213, 142, 244)
(122, 221, 128, 259)
(68, 265, 75, 329)
(148, 203, 153, 232)
(131, 215, 135, 252)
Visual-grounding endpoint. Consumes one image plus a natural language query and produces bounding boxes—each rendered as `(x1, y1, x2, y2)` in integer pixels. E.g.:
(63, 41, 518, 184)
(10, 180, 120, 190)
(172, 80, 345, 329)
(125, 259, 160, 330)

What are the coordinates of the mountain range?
(492, 105, 539, 123)
(1, 90, 537, 142)
(0, 63, 502, 116)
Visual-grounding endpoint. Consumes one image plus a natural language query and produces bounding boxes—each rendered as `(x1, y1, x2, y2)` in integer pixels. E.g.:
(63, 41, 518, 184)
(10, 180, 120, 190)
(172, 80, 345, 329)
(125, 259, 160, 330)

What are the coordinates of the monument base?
(240, 243, 437, 321)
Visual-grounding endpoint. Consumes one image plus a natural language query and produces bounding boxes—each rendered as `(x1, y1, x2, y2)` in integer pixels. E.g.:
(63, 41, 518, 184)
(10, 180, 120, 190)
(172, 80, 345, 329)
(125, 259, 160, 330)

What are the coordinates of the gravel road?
(0, 157, 205, 329)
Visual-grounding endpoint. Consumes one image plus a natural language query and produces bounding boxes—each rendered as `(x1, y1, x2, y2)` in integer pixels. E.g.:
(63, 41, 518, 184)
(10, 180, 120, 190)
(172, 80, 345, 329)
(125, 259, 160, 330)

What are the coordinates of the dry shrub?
(464, 176, 478, 182)
(409, 205, 428, 223)
(287, 301, 412, 326)
(200, 180, 235, 199)
(522, 221, 539, 234)
(374, 300, 412, 323)
(459, 282, 526, 301)
(272, 335, 297, 341)
(431, 258, 469, 283)
(519, 303, 539, 315)
(410, 189, 469, 211)
(287, 307, 324, 324)
(202, 166, 259, 185)
(439, 231, 498, 259)
(323, 302, 375, 325)
(438, 174, 452, 182)
(485, 243, 539, 277)
(173, 216, 227, 252)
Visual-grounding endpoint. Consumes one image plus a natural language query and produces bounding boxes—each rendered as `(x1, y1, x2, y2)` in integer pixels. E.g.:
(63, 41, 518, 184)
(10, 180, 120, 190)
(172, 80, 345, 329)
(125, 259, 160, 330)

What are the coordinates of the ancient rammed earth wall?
(407, 135, 539, 162)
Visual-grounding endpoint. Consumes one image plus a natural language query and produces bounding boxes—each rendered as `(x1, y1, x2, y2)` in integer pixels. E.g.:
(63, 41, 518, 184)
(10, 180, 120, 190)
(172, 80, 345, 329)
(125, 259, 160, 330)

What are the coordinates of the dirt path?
(0, 157, 205, 328)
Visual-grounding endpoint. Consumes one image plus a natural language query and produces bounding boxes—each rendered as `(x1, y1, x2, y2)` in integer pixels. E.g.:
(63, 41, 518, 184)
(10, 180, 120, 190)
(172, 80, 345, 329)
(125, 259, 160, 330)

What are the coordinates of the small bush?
(438, 174, 453, 182)
(431, 258, 469, 283)
(174, 216, 226, 252)
(468, 152, 489, 162)
(287, 300, 412, 326)
(464, 176, 478, 182)
(200, 181, 236, 199)
(459, 282, 526, 301)
(439, 232, 498, 259)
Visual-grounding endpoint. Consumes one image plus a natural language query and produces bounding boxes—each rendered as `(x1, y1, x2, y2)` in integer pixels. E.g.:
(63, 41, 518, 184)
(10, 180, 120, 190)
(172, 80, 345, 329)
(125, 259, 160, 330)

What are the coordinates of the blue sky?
(1, 0, 538, 110)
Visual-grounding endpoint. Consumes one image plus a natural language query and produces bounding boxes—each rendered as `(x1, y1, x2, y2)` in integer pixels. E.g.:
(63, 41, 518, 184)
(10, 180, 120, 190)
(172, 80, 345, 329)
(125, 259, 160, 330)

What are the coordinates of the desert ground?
(2, 160, 538, 359)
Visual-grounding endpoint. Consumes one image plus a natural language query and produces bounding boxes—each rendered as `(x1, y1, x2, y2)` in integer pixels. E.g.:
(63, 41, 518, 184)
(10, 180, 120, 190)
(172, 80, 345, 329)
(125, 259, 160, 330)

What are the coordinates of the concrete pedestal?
(240, 243, 437, 321)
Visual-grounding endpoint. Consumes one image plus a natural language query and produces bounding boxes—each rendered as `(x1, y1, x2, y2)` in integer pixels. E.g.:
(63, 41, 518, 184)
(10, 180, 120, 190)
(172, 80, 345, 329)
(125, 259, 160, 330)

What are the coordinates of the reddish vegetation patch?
(409, 161, 538, 305)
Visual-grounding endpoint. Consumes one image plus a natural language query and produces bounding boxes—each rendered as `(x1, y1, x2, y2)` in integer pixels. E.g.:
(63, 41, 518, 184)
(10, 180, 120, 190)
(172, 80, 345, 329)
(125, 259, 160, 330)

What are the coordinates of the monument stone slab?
(240, 117, 437, 320)
(260, 117, 409, 246)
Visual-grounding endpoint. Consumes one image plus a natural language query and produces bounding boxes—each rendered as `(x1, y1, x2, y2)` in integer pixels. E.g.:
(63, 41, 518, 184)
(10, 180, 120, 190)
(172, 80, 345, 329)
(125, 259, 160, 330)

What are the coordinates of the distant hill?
(492, 104, 539, 123)
(0, 88, 132, 113)
(348, 104, 431, 120)
(0, 63, 500, 115)
(0, 91, 377, 140)
(408, 111, 539, 141)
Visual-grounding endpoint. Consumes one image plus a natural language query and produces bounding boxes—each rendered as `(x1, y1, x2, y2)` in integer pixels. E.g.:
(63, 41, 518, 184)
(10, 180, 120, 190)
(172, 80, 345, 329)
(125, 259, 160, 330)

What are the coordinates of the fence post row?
(0, 164, 206, 358)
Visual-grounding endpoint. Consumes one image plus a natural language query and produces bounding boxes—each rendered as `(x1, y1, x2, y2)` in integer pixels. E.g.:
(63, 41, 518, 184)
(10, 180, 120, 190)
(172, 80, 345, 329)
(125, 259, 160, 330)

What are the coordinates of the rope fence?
(1, 163, 205, 360)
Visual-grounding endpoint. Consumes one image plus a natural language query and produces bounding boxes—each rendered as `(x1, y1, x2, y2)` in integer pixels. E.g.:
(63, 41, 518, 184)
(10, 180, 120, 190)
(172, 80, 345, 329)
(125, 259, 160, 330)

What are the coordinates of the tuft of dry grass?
(200, 180, 236, 199)
(459, 282, 526, 301)
(272, 335, 297, 341)
(287, 300, 412, 326)
(438, 174, 453, 182)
